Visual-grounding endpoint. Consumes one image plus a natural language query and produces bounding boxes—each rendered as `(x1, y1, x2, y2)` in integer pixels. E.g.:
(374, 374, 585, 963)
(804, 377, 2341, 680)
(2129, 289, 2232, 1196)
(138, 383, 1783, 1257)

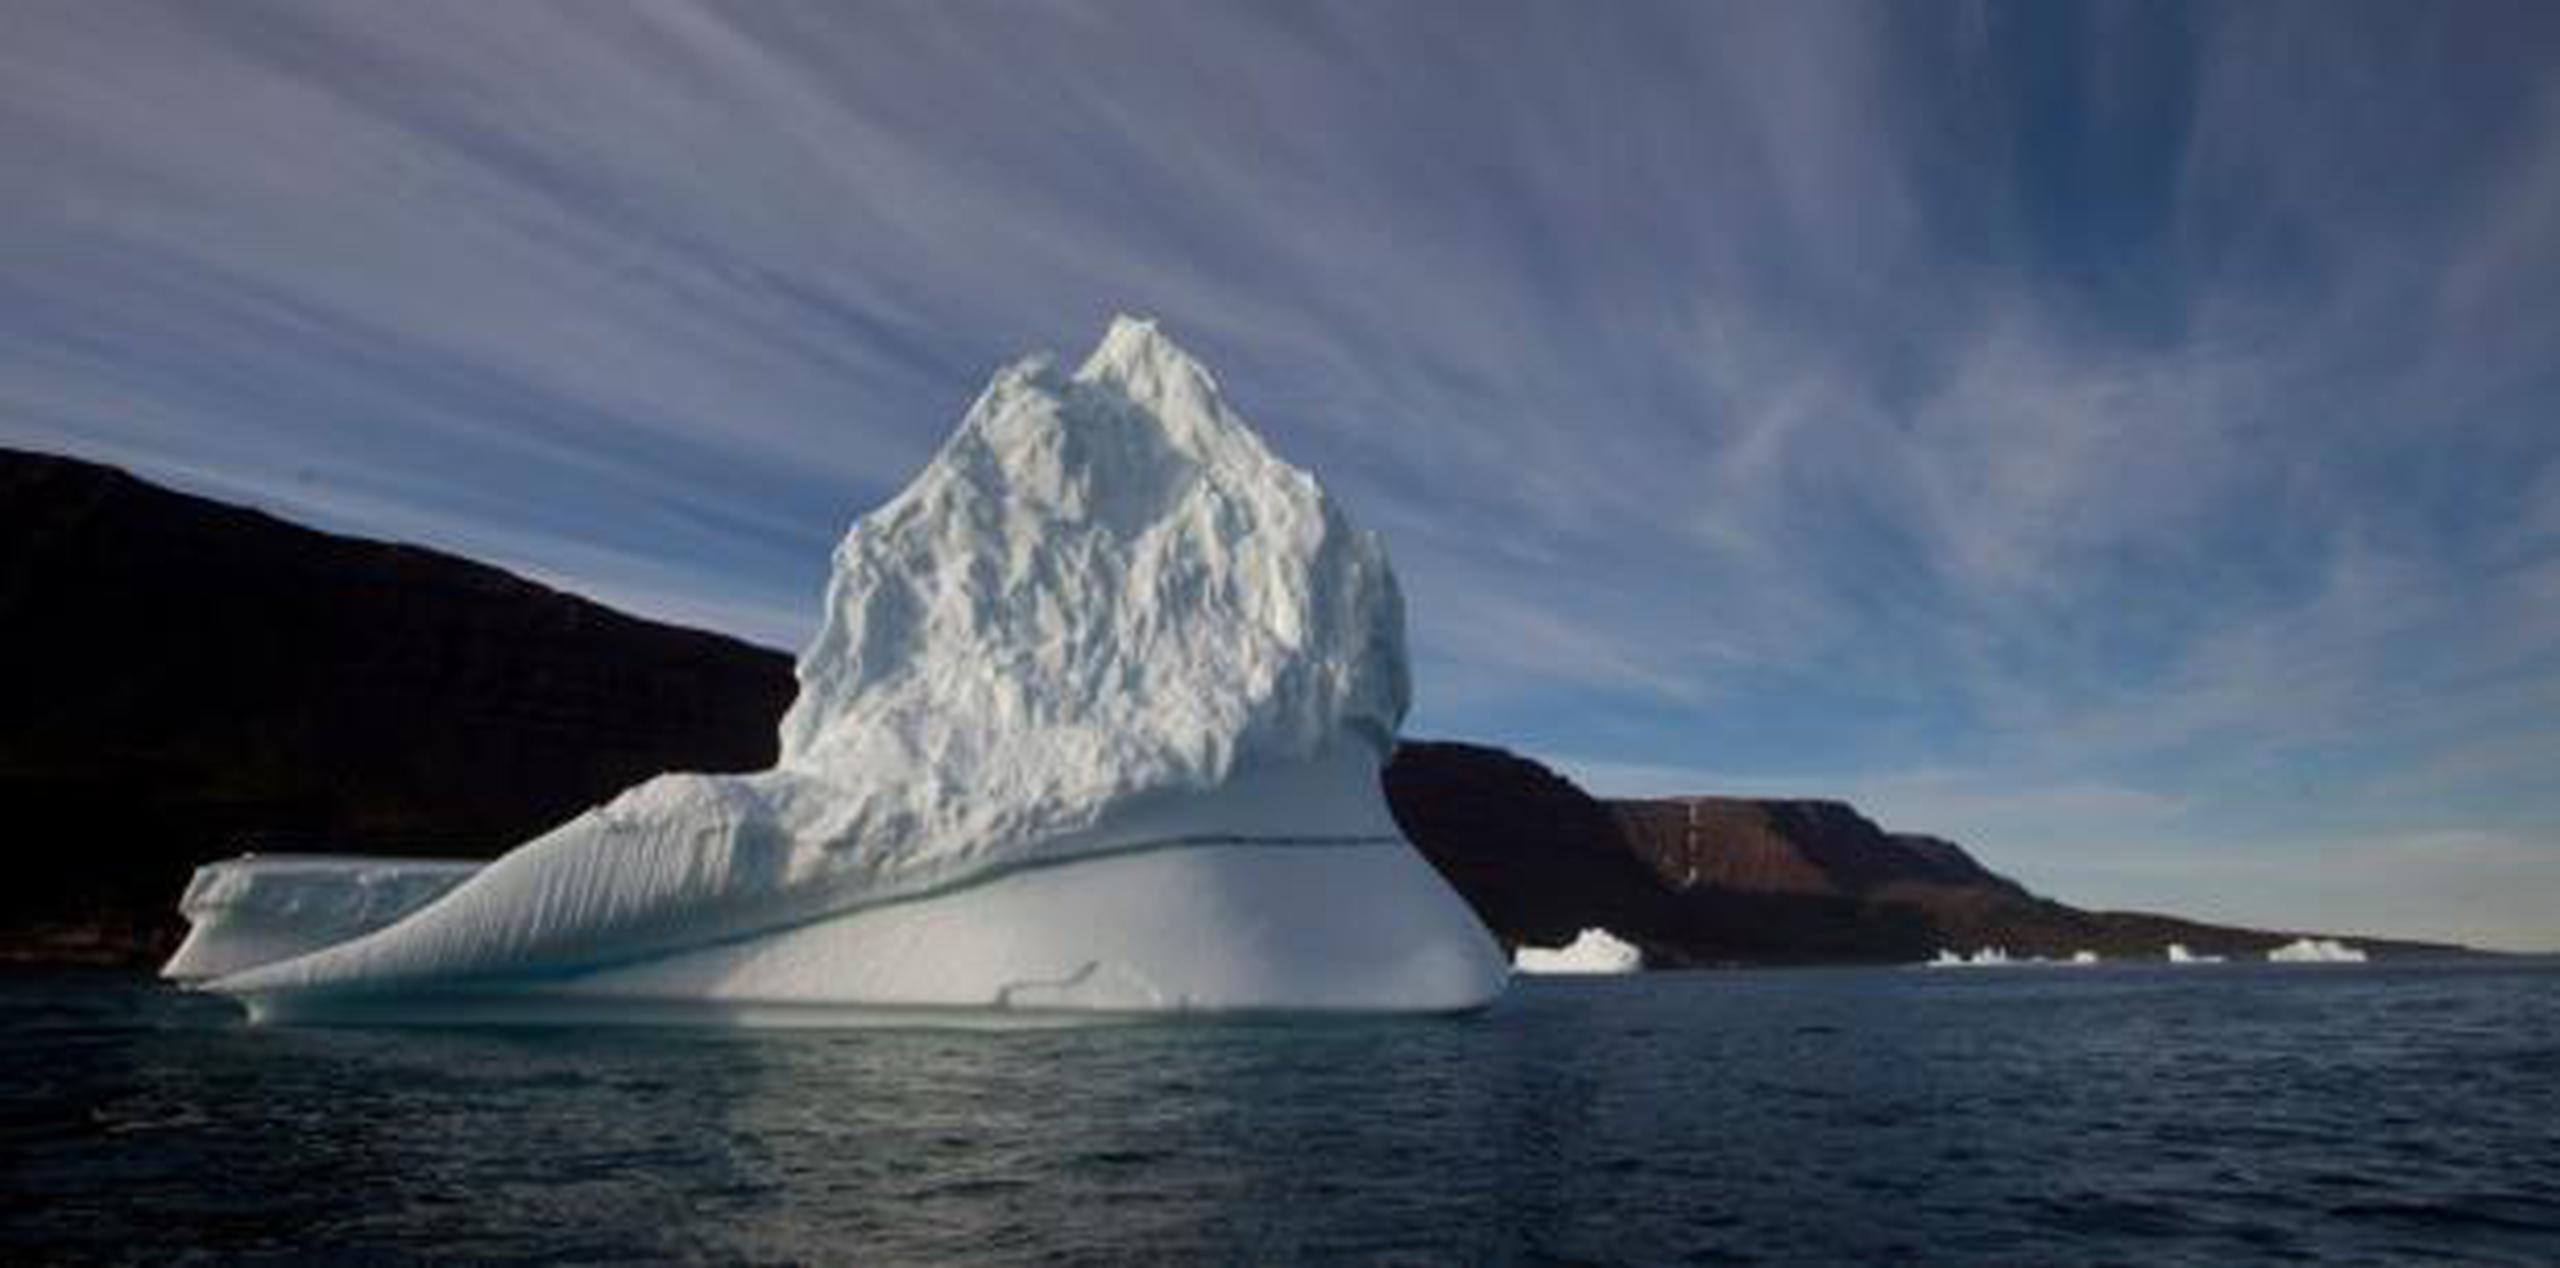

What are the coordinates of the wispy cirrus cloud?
(4, 1, 2555, 946)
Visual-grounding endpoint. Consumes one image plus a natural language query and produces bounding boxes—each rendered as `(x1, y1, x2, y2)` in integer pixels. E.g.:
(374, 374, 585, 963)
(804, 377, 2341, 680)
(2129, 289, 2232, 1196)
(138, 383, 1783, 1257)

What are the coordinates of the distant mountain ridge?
(1384, 742, 2463, 964)
(0, 448, 2464, 966)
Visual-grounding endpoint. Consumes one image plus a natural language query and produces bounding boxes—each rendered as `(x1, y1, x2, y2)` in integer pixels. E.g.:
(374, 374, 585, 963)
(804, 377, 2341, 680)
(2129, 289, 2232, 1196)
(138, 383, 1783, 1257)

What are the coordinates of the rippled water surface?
(7, 961, 2558, 1264)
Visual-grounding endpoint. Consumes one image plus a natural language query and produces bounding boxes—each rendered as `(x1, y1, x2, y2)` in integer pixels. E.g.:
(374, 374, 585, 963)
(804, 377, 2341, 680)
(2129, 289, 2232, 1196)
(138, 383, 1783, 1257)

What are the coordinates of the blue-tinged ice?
(164, 318, 1509, 1023)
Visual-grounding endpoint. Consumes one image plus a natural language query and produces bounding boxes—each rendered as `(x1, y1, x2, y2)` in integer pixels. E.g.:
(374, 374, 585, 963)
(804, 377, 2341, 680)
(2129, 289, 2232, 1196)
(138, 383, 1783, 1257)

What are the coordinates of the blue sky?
(6, 2, 2556, 948)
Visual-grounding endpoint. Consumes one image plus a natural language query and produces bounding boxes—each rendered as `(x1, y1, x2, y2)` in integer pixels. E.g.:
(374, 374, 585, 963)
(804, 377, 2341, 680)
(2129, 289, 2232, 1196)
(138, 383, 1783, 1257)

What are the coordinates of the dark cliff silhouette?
(1, 448, 797, 962)
(2, 448, 2459, 966)
(1383, 741, 2461, 964)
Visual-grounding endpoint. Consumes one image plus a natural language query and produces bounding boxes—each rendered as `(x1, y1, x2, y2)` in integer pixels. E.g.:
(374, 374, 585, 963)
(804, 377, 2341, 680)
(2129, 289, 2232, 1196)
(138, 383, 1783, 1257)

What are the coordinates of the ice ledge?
(164, 856, 480, 981)
(216, 840, 1506, 1025)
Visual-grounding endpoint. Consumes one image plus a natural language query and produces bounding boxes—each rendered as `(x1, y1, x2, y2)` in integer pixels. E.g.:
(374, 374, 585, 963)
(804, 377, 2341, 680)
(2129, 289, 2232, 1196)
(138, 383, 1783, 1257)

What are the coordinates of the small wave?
(2329, 1197, 2560, 1233)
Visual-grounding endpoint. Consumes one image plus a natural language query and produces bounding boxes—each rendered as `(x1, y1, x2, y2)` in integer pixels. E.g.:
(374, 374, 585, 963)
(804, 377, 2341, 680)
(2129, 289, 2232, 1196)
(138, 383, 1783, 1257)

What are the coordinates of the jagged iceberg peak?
(780, 316, 1410, 806)
(178, 316, 1503, 1010)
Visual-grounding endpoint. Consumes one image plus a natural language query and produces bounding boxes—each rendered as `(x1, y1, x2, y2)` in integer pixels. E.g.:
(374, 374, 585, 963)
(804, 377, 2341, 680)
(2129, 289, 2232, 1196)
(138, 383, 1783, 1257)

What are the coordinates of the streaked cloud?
(4, 1, 2554, 946)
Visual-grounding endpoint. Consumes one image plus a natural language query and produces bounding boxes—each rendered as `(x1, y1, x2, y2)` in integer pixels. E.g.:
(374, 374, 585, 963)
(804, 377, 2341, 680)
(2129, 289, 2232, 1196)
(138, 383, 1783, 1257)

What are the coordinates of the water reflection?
(8, 964, 2559, 1264)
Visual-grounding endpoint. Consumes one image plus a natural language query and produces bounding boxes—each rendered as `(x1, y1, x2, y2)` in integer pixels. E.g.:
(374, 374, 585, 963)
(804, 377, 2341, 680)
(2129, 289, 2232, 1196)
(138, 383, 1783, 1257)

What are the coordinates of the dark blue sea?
(7, 961, 2558, 1265)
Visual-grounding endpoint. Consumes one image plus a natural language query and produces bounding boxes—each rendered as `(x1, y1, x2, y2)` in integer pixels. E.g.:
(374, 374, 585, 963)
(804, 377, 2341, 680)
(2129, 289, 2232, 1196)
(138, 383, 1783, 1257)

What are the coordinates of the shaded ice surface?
(1513, 928, 1642, 975)
(163, 857, 478, 982)
(166, 318, 1507, 1022)
(2267, 937, 2368, 963)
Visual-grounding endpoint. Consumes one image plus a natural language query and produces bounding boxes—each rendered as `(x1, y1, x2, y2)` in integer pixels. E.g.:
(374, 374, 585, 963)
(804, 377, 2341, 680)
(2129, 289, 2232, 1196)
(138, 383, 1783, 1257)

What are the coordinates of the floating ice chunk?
(2266, 937, 2368, 963)
(1922, 947, 2105, 968)
(168, 317, 1507, 1022)
(1513, 928, 1642, 975)
(1925, 946, 2017, 967)
(162, 855, 480, 981)
(2164, 942, 2226, 964)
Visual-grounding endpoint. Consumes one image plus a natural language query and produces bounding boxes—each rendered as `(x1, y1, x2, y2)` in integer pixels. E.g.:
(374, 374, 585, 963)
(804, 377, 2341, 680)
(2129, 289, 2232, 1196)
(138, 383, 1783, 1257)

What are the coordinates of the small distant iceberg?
(1926, 946, 2016, 967)
(1925, 947, 2103, 968)
(2164, 942, 2226, 964)
(1925, 947, 2027, 968)
(2267, 937, 2368, 963)
(1514, 928, 1643, 975)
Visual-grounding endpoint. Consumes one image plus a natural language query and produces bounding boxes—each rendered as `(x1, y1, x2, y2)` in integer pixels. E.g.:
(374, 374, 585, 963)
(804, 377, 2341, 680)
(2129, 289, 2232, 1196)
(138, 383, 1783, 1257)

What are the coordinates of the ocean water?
(6, 962, 2557, 1265)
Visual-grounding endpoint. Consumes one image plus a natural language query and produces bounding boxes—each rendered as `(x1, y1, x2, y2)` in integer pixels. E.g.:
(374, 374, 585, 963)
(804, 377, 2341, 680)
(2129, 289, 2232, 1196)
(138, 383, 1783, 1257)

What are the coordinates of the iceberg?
(2164, 942, 2226, 964)
(1921, 947, 2100, 968)
(2266, 937, 2368, 963)
(1925, 946, 2016, 968)
(167, 317, 1508, 1023)
(1513, 928, 1642, 975)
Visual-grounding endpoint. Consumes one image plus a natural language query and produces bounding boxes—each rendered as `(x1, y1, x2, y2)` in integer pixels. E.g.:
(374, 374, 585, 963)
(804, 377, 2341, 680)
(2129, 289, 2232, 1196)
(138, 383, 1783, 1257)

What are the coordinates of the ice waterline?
(166, 317, 1509, 1023)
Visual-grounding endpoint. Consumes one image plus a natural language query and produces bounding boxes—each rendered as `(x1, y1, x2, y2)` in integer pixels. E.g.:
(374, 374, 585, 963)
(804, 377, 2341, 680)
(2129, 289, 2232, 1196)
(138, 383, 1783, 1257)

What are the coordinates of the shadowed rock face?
(0, 448, 796, 963)
(1384, 742, 2465, 965)
(1609, 798, 2033, 902)
(1383, 744, 1942, 965)
(1368, 741, 1677, 952)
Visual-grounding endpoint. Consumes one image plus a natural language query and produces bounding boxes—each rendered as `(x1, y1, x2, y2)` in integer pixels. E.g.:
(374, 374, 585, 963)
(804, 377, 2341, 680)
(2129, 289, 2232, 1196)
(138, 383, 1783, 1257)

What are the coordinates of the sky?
(5, 1, 2557, 949)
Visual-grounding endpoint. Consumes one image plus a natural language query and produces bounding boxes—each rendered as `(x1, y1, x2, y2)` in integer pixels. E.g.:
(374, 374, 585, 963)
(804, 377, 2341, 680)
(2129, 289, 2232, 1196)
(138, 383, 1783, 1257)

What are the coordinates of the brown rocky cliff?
(1384, 741, 2464, 965)
(1370, 741, 1682, 952)
(1383, 743, 1942, 965)
(1610, 798, 2032, 902)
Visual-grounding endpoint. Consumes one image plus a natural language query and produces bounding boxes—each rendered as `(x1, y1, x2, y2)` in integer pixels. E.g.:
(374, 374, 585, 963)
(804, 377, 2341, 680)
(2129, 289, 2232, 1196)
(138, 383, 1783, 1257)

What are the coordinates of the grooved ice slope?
(185, 318, 1506, 1018)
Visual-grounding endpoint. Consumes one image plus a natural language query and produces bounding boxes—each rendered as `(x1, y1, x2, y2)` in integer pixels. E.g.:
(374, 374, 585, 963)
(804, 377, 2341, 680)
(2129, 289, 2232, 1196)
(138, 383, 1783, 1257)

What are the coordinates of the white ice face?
(172, 318, 1505, 1020)
(2265, 937, 2368, 963)
(161, 856, 479, 982)
(774, 314, 1413, 875)
(1514, 928, 1643, 975)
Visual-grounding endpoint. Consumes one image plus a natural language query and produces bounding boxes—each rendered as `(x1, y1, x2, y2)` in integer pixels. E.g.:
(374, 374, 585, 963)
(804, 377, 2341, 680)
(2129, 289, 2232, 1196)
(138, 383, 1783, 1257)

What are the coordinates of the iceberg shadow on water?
(166, 318, 1510, 1025)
